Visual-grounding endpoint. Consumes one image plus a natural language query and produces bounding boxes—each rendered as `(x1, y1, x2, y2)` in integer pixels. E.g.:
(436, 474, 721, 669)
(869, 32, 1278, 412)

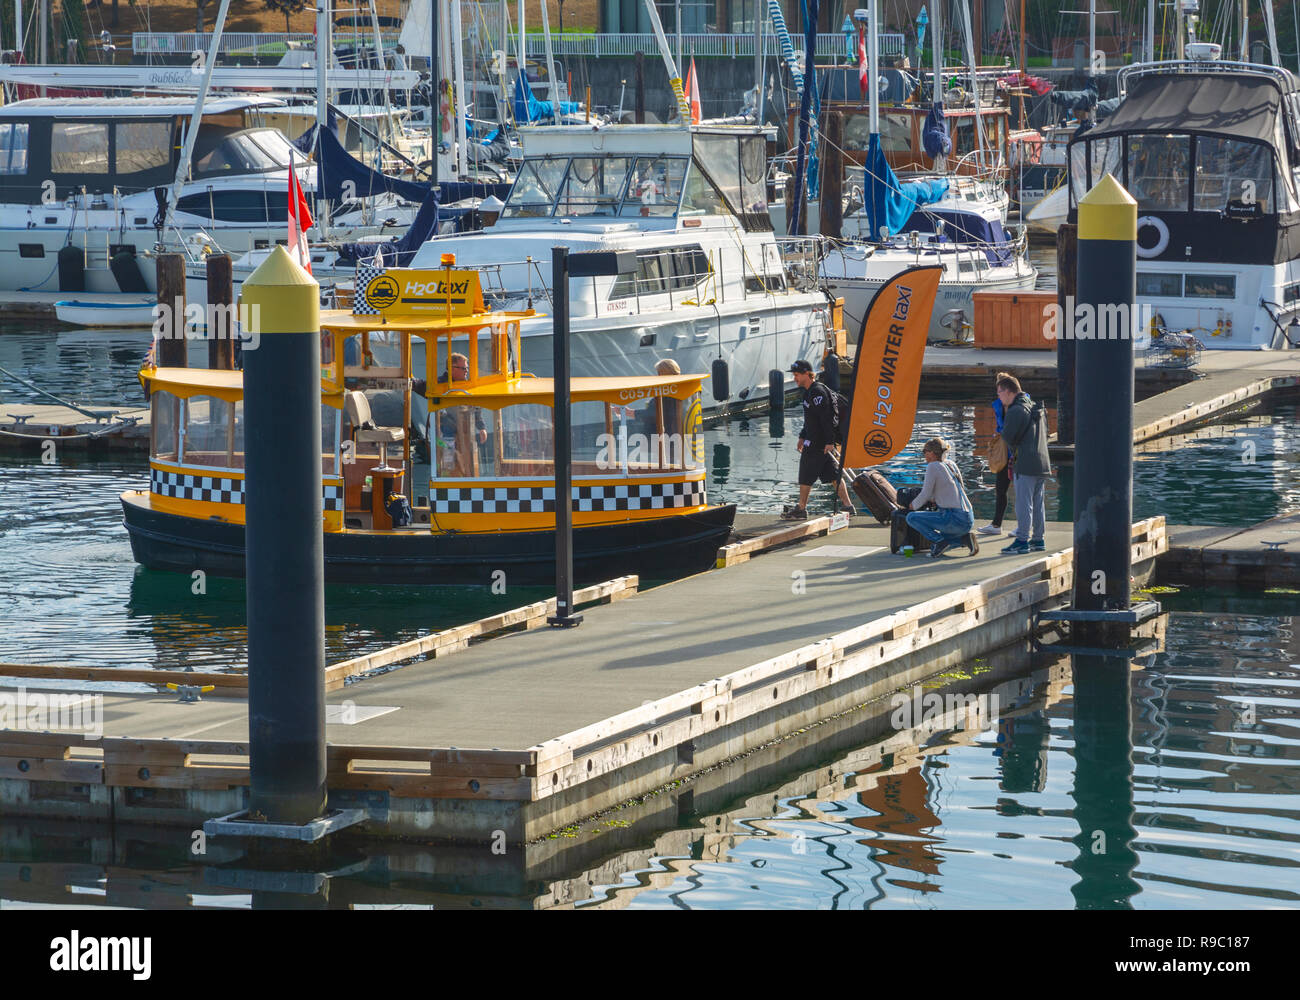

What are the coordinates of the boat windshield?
(193, 128, 295, 179)
(502, 155, 688, 219)
(1073, 132, 1276, 214)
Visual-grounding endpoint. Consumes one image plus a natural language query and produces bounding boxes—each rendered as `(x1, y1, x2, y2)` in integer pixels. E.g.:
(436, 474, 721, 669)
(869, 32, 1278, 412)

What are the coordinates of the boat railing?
(952, 148, 1009, 186)
(772, 235, 829, 291)
(1117, 59, 1296, 97)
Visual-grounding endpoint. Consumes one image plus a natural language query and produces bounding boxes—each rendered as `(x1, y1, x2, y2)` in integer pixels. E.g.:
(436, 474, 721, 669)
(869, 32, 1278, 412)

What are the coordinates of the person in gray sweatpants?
(996, 374, 1052, 553)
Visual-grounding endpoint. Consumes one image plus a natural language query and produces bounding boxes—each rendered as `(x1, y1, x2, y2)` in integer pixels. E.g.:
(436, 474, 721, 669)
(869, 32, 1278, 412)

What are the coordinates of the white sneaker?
(976, 524, 1001, 535)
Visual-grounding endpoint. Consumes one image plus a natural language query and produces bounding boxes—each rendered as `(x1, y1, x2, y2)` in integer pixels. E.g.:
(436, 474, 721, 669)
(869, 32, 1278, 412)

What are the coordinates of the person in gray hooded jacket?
(997, 374, 1051, 553)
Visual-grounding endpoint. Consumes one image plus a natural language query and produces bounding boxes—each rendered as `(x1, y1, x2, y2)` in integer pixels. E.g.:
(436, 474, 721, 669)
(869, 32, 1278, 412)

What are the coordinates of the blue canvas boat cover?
(513, 74, 582, 124)
(316, 123, 430, 202)
(922, 102, 950, 159)
(900, 208, 1015, 265)
(864, 133, 949, 239)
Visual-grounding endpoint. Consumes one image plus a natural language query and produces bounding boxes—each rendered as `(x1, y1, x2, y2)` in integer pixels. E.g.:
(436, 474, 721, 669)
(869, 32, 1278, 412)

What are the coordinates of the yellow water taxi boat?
(121, 264, 737, 585)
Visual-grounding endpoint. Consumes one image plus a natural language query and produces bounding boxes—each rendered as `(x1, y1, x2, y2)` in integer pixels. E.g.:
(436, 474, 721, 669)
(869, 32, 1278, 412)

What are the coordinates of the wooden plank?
(716, 516, 836, 567)
(0, 730, 101, 750)
(0, 663, 246, 688)
(104, 763, 249, 790)
(101, 737, 248, 757)
(325, 744, 534, 766)
(324, 771, 534, 800)
(0, 756, 102, 783)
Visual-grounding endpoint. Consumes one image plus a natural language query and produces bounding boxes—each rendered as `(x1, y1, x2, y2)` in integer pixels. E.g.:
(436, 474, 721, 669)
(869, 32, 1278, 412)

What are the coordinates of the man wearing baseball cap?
(781, 359, 855, 520)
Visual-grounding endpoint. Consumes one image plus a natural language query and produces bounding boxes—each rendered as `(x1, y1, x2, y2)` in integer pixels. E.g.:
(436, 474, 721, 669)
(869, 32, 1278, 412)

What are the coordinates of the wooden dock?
(0, 401, 150, 451)
(1159, 513, 1300, 588)
(0, 514, 1168, 843)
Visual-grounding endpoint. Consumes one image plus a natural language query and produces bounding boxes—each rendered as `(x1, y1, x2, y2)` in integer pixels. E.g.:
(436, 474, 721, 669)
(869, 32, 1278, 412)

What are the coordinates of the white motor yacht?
(1066, 58, 1300, 349)
(405, 123, 839, 410)
(0, 96, 386, 294)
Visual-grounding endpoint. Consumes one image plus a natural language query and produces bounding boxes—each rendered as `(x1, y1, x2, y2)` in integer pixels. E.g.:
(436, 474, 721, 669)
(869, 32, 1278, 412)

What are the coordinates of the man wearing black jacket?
(782, 359, 855, 520)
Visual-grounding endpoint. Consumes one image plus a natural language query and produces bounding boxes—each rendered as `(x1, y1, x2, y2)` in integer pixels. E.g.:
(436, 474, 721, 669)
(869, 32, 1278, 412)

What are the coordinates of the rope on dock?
(0, 363, 137, 424)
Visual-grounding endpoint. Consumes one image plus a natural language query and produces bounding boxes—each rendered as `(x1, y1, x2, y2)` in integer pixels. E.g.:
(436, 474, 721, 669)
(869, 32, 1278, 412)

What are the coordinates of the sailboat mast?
(1240, 0, 1248, 61)
(452, 0, 469, 176)
(13, 1, 21, 58)
(1088, 0, 1096, 75)
(754, 2, 765, 123)
(1018, 0, 1025, 128)
(932, 0, 942, 102)
(164, 0, 232, 238)
(431, 0, 439, 189)
(868, 0, 879, 135)
(1146, 0, 1154, 61)
(539, 0, 560, 105)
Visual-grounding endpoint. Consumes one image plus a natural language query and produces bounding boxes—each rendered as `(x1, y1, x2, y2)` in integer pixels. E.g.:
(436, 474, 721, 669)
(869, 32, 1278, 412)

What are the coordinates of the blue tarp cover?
(922, 102, 950, 159)
(899, 208, 1014, 265)
(513, 74, 582, 124)
(864, 133, 949, 239)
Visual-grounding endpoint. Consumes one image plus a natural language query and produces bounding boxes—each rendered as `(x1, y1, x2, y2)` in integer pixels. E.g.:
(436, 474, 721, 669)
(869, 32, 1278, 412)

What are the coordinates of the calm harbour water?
(1, 321, 1298, 910)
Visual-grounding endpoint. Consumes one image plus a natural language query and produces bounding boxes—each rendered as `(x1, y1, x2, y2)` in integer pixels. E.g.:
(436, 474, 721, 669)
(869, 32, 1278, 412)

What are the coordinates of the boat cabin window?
(432, 393, 702, 480)
(1184, 274, 1236, 299)
(116, 122, 172, 176)
(620, 156, 687, 218)
(1127, 134, 1190, 212)
(151, 391, 180, 463)
(502, 157, 569, 218)
(843, 112, 912, 153)
(52, 122, 109, 174)
(1076, 132, 1278, 217)
(0, 123, 29, 175)
(181, 396, 240, 469)
(609, 246, 710, 300)
(1193, 137, 1273, 214)
(681, 162, 729, 216)
(192, 128, 294, 179)
(1137, 272, 1183, 297)
(693, 133, 768, 218)
(554, 156, 633, 217)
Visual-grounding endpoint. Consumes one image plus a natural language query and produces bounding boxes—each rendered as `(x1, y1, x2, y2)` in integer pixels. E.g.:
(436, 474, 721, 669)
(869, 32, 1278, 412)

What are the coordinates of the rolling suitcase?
(852, 469, 899, 524)
(890, 508, 925, 554)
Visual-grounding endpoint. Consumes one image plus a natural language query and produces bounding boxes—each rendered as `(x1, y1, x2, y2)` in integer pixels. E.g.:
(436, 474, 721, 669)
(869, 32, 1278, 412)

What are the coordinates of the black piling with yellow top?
(240, 246, 327, 824)
(1072, 174, 1138, 645)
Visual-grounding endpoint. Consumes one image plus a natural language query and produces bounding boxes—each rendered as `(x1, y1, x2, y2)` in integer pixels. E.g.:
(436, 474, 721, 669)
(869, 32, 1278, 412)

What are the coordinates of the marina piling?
(549, 246, 580, 628)
(1055, 222, 1077, 446)
(206, 253, 235, 371)
(819, 111, 844, 240)
(1072, 176, 1137, 644)
(634, 52, 645, 123)
(155, 253, 187, 368)
(240, 246, 327, 825)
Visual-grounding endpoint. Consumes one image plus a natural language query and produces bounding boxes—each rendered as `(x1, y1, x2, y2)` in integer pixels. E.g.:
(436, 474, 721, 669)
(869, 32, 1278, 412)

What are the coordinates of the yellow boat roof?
(429, 374, 705, 403)
(320, 308, 537, 333)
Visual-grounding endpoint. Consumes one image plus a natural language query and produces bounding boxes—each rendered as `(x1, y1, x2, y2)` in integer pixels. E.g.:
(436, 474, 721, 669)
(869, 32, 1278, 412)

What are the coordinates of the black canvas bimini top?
(1087, 72, 1287, 145)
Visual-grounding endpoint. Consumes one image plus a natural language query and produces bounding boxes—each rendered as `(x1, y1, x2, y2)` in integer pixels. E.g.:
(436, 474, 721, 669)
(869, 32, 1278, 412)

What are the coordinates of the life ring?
(1136, 215, 1169, 258)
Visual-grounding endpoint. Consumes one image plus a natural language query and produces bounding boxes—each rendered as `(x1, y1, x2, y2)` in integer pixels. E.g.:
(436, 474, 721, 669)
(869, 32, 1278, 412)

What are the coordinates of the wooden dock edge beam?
(716, 514, 845, 568)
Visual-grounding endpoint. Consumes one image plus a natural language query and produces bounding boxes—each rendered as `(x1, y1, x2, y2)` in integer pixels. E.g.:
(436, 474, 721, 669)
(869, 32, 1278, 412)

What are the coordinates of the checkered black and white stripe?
(432, 480, 706, 514)
(152, 467, 245, 505)
(352, 261, 384, 315)
(152, 470, 348, 512)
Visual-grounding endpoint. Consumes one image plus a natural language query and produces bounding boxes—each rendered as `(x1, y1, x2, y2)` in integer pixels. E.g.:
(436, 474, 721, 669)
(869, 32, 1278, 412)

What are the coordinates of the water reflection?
(1069, 654, 1140, 910)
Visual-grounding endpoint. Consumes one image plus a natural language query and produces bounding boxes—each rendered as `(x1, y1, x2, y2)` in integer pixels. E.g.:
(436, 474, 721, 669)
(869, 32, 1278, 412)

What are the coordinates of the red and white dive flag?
(288, 152, 313, 274)
(686, 57, 702, 125)
(858, 27, 868, 100)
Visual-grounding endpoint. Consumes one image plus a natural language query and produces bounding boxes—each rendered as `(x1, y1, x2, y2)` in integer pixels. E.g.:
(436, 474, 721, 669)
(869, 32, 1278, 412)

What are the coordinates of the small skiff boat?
(121, 263, 737, 585)
(54, 298, 156, 328)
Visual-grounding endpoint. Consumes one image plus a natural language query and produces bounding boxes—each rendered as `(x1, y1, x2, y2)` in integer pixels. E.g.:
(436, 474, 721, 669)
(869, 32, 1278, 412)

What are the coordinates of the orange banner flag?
(842, 265, 942, 468)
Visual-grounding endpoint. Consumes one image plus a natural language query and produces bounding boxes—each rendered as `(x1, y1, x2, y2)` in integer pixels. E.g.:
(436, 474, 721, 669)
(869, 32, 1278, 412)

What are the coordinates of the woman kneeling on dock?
(906, 438, 979, 558)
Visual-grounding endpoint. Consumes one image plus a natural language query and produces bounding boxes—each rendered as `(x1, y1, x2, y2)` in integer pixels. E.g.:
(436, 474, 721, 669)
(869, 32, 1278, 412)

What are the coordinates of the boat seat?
(346, 389, 405, 467)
